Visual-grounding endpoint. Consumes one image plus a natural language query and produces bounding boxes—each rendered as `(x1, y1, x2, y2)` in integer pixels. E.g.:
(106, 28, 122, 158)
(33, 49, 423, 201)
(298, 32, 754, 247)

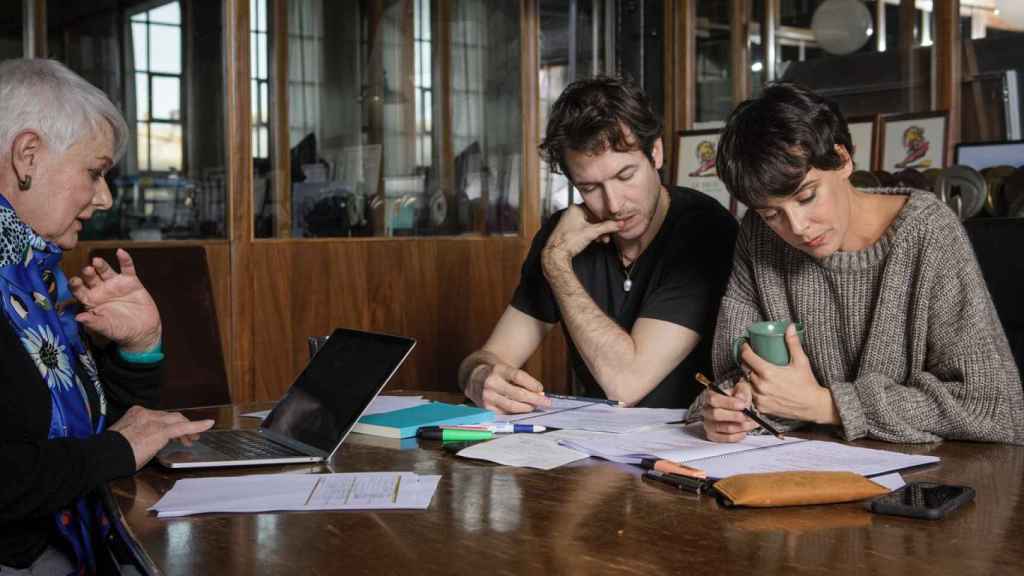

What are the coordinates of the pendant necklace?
(615, 244, 637, 292)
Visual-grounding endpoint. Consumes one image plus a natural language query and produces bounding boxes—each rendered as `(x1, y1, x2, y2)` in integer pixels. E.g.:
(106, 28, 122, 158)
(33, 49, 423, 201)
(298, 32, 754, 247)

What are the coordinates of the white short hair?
(0, 58, 128, 161)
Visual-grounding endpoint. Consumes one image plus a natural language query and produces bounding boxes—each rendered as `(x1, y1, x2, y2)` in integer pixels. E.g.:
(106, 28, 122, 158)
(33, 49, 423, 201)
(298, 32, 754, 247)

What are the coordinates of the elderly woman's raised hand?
(69, 248, 162, 352)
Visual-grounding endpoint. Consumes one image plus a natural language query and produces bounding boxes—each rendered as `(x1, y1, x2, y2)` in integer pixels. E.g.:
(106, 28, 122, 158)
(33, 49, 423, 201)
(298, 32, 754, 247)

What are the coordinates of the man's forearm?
(543, 258, 638, 400)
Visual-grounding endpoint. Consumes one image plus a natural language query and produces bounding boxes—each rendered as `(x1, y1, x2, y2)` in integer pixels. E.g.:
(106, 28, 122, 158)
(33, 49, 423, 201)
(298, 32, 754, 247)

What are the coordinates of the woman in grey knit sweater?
(690, 82, 1024, 445)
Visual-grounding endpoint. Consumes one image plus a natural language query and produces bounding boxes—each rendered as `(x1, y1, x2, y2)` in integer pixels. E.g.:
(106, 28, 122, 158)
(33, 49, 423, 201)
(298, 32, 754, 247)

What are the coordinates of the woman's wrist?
(119, 328, 163, 354)
(814, 387, 840, 425)
(118, 335, 164, 364)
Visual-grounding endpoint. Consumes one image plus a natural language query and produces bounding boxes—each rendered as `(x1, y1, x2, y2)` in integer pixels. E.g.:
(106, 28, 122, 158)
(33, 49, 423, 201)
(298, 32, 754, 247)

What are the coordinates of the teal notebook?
(352, 402, 495, 438)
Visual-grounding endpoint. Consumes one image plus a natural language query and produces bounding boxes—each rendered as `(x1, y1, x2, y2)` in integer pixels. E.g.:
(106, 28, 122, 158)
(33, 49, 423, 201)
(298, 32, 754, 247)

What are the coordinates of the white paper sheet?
(241, 395, 429, 420)
(687, 440, 939, 479)
(558, 423, 797, 464)
(870, 472, 906, 492)
(150, 472, 440, 518)
(455, 430, 599, 470)
(497, 403, 686, 433)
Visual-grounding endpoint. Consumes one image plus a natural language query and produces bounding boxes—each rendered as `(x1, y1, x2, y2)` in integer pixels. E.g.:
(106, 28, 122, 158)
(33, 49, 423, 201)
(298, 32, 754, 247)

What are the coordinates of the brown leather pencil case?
(712, 471, 890, 508)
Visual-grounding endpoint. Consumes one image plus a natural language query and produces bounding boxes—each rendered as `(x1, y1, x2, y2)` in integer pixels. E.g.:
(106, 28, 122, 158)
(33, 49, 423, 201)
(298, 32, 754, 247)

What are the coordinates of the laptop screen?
(261, 328, 416, 454)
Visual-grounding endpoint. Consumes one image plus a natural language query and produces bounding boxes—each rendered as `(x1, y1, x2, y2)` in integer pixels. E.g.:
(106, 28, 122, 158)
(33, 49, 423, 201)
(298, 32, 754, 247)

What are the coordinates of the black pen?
(695, 372, 785, 439)
(642, 470, 712, 495)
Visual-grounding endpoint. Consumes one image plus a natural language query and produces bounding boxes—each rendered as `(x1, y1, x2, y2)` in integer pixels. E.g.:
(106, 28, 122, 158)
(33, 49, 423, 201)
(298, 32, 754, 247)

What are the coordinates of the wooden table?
(108, 396, 1024, 575)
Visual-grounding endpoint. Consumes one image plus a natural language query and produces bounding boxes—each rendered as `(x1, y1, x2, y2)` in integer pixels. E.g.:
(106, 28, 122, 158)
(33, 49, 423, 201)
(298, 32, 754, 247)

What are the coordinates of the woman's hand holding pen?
(702, 378, 759, 443)
(740, 323, 839, 425)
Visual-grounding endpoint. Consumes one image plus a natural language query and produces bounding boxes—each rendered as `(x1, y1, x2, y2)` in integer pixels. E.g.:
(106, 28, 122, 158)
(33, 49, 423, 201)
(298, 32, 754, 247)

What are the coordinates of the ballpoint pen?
(545, 393, 624, 407)
(696, 372, 785, 439)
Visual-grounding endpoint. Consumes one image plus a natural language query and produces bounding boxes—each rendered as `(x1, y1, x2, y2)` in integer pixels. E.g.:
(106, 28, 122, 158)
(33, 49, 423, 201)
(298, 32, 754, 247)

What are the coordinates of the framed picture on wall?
(674, 128, 734, 214)
(847, 114, 880, 172)
(879, 111, 949, 172)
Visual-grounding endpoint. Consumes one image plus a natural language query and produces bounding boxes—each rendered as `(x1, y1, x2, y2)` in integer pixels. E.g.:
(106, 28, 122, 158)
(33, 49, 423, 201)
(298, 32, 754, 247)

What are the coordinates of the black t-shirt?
(511, 186, 738, 408)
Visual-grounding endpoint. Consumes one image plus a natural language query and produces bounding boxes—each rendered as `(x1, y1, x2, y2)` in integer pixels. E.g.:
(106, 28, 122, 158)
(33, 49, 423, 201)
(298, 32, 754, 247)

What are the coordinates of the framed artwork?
(846, 114, 880, 171)
(879, 111, 949, 172)
(674, 128, 734, 214)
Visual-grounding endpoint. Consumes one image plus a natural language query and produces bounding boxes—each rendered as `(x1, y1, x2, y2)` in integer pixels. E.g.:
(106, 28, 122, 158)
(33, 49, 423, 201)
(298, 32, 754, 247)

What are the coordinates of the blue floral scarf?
(0, 194, 108, 575)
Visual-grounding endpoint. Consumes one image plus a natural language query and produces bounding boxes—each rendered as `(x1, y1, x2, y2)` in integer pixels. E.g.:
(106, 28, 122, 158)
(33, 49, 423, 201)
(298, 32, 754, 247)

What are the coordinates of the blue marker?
(443, 423, 547, 433)
(491, 423, 546, 434)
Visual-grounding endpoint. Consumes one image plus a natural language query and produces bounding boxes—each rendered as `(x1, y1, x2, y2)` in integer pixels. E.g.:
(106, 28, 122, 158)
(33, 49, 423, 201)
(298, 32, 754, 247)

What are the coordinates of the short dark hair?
(716, 81, 853, 207)
(539, 76, 663, 178)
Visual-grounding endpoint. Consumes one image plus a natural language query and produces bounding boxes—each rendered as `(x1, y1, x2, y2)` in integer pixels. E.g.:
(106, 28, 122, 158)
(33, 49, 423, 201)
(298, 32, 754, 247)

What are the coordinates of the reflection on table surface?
(109, 394, 1024, 575)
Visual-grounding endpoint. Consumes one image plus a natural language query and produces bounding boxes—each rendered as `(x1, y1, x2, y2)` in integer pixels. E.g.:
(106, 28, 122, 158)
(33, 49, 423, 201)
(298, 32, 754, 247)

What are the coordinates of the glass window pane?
(251, 79, 260, 123)
(262, 0, 520, 238)
(258, 32, 268, 80)
(149, 2, 181, 25)
(51, 0, 227, 240)
(251, 0, 259, 31)
(149, 25, 182, 74)
(148, 123, 183, 172)
(258, 127, 269, 159)
(251, 33, 260, 78)
(304, 40, 318, 81)
(136, 122, 150, 171)
(136, 73, 150, 121)
(289, 37, 302, 81)
(260, 82, 269, 124)
(257, 0, 268, 32)
(131, 22, 148, 71)
(151, 76, 181, 120)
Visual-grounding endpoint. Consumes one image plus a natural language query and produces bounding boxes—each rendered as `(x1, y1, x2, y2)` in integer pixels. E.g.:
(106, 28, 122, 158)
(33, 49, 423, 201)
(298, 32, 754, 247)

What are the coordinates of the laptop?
(157, 328, 416, 469)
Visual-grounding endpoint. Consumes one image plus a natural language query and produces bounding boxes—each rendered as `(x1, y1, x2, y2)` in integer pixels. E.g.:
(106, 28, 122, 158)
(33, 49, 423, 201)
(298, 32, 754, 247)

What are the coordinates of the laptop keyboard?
(200, 430, 306, 459)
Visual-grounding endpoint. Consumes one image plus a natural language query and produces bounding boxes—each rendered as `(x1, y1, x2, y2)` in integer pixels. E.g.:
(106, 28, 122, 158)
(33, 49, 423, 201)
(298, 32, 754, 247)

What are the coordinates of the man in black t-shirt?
(458, 77, 737, 411)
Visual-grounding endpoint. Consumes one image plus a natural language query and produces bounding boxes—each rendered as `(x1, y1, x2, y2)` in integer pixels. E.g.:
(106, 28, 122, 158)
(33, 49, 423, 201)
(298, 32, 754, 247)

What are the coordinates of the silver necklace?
(615, 245, 637, 292)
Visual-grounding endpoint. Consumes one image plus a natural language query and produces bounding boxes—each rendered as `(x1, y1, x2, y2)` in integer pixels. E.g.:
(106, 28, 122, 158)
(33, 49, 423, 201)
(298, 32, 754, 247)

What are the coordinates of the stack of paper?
(558, 424, 797, 463)
(499, 402, 686, 433)
(559, 424, 940, 479)
(150, 472, 441, 518)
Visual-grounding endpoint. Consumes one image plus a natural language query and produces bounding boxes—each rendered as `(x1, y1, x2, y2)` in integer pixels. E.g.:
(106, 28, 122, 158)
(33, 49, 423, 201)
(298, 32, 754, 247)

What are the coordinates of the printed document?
(150, 472, 441, 518)
(455, 430, 602, 470)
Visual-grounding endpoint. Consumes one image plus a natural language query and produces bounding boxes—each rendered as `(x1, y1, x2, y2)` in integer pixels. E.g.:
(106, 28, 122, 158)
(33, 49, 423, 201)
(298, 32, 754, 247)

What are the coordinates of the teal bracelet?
(118, 341, 165, 364)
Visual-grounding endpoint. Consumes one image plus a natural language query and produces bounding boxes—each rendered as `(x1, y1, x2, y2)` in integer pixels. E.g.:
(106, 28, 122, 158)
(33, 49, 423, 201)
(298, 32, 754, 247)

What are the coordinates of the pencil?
(695, 373, 784, 439)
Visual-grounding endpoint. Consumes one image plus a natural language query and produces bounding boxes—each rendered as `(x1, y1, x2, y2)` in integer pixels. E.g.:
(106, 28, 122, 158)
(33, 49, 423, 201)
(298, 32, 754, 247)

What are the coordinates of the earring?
(17, 175, 31, 191)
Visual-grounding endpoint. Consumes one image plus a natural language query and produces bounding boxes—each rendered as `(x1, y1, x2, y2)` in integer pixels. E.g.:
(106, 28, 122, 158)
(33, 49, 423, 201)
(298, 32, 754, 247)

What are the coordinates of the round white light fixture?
(811, 0, 874, 55)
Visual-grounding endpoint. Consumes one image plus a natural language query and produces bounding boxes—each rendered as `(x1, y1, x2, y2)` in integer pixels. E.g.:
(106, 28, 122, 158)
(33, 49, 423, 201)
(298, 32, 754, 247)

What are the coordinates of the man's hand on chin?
(541, 205, 622, 277)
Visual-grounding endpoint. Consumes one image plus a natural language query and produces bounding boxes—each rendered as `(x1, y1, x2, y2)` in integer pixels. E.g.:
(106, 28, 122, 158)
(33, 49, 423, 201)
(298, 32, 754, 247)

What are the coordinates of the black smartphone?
(868, 481, 975, 520)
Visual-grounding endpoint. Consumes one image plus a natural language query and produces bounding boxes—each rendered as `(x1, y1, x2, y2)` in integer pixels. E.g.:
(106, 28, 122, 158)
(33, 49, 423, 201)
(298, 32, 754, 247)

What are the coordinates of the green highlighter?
(416, 427, 494, 442)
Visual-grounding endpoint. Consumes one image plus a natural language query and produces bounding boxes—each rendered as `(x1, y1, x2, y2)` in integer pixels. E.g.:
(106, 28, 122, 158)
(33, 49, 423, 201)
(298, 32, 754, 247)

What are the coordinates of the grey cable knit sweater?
(687, 188, 1024, 445)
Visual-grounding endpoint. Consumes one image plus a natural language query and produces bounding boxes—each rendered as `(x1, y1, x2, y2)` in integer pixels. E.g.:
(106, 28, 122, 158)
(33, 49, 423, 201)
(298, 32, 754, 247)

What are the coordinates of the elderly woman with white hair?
(0, 59, 213, 575)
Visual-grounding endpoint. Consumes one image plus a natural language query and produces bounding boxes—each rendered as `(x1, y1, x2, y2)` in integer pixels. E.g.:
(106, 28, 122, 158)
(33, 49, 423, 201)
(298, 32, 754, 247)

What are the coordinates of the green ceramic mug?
(732, 320, 806, 367)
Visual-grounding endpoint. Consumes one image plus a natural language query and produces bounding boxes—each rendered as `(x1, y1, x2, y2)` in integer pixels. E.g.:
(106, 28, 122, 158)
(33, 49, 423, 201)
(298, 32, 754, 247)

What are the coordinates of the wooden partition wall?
(62, 235, 568, 403)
